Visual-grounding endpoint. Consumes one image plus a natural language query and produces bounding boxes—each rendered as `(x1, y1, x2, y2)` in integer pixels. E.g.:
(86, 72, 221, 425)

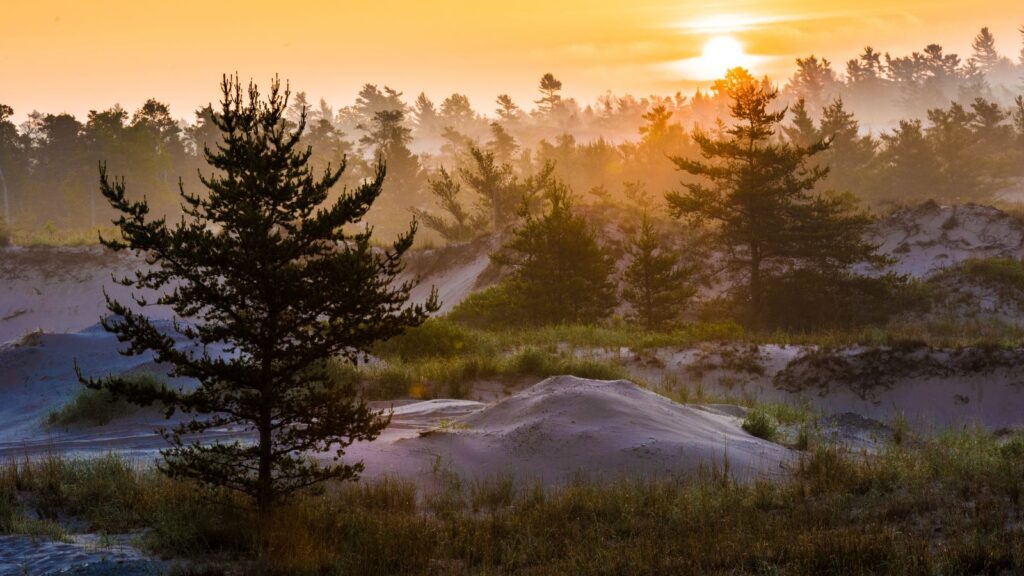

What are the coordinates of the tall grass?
(1, 429, 1022, 575)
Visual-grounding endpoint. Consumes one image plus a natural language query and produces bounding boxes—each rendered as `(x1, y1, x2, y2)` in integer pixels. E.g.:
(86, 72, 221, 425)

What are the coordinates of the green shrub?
(46, 373, 167, 427)
(365, 366, 415, 400)
(374, 318, 476, 360)
(758, 269, 929, 331)
(447, 283, 522, 330)
(742, 409, 779, 442)
(507, 347, 627, 380)
(958, 257, 1024, 289)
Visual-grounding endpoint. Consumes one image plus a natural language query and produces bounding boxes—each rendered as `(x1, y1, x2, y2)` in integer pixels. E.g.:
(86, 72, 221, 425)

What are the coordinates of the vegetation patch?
(46, 373, 168, 427)
(774, 343, 1024, 398)
(2, 429, 1023, 575)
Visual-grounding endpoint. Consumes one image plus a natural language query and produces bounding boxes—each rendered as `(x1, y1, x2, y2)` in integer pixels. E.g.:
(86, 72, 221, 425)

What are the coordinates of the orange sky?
(1, 0, 1021, 122)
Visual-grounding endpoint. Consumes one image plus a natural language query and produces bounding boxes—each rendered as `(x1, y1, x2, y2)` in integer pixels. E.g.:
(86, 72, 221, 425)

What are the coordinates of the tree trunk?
(0, 164, 9, 226)
(256, 401, 273, 554)
(257, 405, 273, 518)
(749, 249, 762, 324)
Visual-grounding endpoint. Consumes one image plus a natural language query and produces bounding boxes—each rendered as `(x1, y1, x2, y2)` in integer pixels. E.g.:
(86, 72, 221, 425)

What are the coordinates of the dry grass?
(1, 428, 1022, 575)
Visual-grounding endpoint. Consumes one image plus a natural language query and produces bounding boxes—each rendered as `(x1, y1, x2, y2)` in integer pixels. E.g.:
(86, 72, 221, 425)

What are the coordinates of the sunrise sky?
(1, 0, 1021, 122)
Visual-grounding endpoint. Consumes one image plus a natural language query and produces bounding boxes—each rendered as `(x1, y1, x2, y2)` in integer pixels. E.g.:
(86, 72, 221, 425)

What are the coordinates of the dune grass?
(45, 373, 167, 427)
(1, 428, 1022, 575)
(357, 346, 629, 400)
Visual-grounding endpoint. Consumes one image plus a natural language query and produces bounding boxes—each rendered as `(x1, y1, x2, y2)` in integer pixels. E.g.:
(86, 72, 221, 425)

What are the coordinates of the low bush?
(757, 269, 930, 331)
(46, 373, 167, 427)
(447, 283, 521, 330)
(957, 257, 1024, 289)
(373, 318, 479, 361)
(742, 409, 779, 442)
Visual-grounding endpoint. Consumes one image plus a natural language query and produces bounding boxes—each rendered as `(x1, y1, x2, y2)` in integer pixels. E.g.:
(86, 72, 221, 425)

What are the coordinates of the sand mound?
(869, 202, 1024, 277)
(389, 376, 793, 484)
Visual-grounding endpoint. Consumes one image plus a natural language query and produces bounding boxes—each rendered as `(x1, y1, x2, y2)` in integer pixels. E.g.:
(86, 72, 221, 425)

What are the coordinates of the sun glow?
(675, 34, 756, 81)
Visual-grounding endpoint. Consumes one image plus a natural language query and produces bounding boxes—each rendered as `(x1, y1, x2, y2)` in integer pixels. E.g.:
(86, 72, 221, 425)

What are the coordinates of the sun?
(696, 35, 747, 79)
(672, 33, 755, 81)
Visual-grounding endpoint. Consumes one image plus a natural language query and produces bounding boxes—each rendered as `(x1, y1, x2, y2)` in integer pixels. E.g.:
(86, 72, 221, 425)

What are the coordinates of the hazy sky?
(2, 0, 1021, 122)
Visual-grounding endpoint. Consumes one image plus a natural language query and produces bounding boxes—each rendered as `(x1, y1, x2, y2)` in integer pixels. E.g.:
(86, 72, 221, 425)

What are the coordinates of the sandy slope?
(5, 202, 1024, 340)
(868, 202, 1024, 277)
(0, 247, 169, 343)
(372, 376, 793, 484)
(648, 344, 1024, 430)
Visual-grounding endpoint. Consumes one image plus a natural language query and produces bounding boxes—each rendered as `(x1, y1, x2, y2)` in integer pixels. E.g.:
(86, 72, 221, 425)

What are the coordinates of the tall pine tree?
(82, 76, 439, 518)
(666, 68, 878, 323)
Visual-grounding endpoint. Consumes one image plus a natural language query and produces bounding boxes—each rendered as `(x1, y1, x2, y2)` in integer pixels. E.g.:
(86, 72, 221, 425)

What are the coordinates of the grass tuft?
(46, 373, 167, 427)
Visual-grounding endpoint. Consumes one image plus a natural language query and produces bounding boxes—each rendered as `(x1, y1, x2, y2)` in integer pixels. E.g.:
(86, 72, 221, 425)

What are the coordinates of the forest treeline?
(2, 26, 1024, 241)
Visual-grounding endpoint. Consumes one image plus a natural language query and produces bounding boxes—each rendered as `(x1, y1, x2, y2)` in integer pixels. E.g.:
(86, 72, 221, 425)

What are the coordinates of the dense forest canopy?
(2, 27, 1024, 243)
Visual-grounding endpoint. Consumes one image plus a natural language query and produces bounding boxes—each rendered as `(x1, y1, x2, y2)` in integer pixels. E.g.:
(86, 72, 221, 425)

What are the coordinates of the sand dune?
(377, 376, 793, 485)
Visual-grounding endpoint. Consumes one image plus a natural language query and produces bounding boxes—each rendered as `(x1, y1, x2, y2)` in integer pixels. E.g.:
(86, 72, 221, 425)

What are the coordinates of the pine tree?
(360, 109, 424, 203)
(82, 76, 439, 519)
(495, 94, 521, 121)
(786, 56, 838, 110)
(495, 182, 616, 325)
(459, 146, 517, 231)
(666, 68, 878, 322)
(487, 122, 518, 164)
(817, 98, 877, 195)
(875, 119, 946, 202)
(782, 99, 819, 147)
(412, 166, 486, 243)
(535, 73, 563, 115)
(0, 104, 21, 227)
(1019, 25, 1024, 65)
(971, 27, 1001, 72)
(622, 216, 696, 331)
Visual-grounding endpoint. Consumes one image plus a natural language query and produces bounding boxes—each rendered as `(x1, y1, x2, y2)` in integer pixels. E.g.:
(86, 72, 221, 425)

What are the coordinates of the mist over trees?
(3, 25, 1024, 245)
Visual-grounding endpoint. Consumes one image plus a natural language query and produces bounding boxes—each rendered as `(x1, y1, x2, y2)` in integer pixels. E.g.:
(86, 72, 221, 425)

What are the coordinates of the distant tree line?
(3, 26, 1024, 241)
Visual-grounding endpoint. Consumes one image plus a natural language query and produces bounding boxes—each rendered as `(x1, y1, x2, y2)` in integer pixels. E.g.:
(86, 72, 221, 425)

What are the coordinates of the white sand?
(0, 247, 169, 343)
(867, 202, 1024, 277)
(353, 376, 795, 485)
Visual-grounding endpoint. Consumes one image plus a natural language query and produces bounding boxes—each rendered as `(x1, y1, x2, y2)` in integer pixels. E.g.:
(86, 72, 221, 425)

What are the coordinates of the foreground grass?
(2, 429, 1023, 575)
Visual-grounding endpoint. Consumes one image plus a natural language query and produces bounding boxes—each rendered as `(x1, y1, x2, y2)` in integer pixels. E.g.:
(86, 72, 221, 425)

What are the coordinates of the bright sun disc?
(700, 35, 745, 77)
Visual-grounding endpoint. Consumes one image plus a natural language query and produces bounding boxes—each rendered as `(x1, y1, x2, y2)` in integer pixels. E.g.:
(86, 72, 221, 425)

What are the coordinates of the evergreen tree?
(360, 109, 424, 203)
(817, 98, 877, 195)
(971, 27, 1001, 72)
(439, 94, 476, 133)
(786, 56, 838, 111)
(535, 73, 563, 115)
(412, 166, 486, 243)
(875, 119, 945, 202)
(487, 122, 518, 164)
(412, 93, 440, 140)
(0, 104, 23, 227)
(782, 99, 820, 147)
(495, 94, 521, 121)
(926, 102, 992, 200)
(622, 216, 696, 330)
(82, 76, 439, 519)
(495, 182, 616, 325)
(459, 146, 517, 231)
(666, 68, 878, 322)
(1019, 25, 1024, 65)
